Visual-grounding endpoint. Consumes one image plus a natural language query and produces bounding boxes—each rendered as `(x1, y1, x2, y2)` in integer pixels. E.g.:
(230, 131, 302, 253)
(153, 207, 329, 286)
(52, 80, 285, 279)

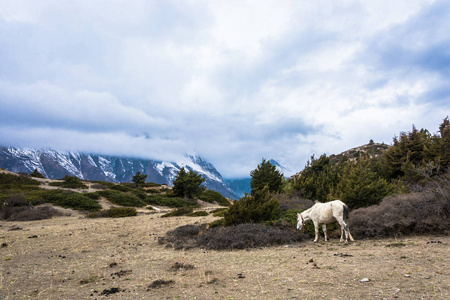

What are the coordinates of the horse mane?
(301, 207, 314, 216)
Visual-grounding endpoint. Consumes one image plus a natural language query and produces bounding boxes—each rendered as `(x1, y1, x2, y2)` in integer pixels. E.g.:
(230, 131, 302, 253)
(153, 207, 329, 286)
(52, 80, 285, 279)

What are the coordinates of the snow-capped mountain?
(0, 146, 237, 199)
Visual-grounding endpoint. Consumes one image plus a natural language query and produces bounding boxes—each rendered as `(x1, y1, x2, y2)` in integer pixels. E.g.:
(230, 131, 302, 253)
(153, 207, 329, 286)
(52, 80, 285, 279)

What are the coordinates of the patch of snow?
(87, 155, 97, 167)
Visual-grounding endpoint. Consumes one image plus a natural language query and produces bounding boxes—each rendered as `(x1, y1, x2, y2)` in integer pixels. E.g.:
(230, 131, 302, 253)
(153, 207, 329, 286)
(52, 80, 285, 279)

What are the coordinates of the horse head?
(296, 213, 304, 230)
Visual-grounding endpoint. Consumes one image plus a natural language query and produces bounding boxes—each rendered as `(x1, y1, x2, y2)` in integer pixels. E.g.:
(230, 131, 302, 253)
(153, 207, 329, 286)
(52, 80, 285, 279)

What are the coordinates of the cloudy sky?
(1, 0, 449, 178)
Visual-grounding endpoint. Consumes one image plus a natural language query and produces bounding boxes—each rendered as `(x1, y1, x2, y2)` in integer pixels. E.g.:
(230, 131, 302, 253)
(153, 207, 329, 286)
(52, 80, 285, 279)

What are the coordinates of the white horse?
(297, 200, 354, 243)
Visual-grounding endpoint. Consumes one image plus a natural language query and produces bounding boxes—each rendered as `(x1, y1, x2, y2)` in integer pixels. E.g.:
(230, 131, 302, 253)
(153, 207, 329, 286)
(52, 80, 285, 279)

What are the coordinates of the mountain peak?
(0, 146, 238, 199)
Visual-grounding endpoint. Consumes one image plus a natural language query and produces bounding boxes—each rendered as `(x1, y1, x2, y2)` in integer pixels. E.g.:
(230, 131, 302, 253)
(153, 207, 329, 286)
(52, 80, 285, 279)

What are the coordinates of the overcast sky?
(1, 0, 449, 178)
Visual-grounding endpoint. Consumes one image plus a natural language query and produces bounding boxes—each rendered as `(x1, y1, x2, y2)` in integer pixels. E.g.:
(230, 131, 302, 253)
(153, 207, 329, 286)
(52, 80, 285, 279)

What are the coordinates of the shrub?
(224, 187, 279, 226)
(146, 189, 161, 194)
(159, 223, 306, 250)
(110, 184, 132, 192)
(146, 194, 198, 208)
(90, 183, 108, 190)
(211, 208, 228, 217)
(161, 207, 194, 218)
(87, 207, 137, 218)
(208, 218, 225, 228)
(40, 190, 101, 211)
(198, 190, 231, 207)
(130, 189, 147, 200)
(6, 206, 66, 221)
(350, 174, 450, 238)
(187, 211, 209, 217)
(158, 224, 204, 249)
(90, 181, 115, 188)
(0, 173, 41, 187)
(30, 169, 45, 178)
(97, 190, 145, 207)
(49, 175, 87, 189)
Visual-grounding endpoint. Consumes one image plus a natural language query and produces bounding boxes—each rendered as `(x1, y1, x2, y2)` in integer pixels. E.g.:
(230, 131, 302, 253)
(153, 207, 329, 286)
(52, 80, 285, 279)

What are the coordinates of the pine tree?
(132, 171, 147, 187)
(337, 158, 394, 209)
(172, 167, 205, 198)
(250, 159, 284, 195)
(224, 186, 279, 226)
(439, 117, 450, 169)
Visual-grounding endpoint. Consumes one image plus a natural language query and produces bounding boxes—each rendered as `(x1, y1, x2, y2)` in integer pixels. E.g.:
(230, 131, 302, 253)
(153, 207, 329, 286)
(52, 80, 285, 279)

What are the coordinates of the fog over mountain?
(0, 146, 237, 199)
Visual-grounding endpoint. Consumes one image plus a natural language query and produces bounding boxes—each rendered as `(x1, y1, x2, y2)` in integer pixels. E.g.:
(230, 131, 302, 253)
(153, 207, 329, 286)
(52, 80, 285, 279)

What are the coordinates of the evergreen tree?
(30, 169, 45, 178)
(336, 158, 394, 209)
(250, 158, 284, 195)
(172, 167, 205, 198)
(439, 117, 450, 169)
(132, 171, 147, 187)
(224, 186, 280, 226)
(292, 154, 339, 201)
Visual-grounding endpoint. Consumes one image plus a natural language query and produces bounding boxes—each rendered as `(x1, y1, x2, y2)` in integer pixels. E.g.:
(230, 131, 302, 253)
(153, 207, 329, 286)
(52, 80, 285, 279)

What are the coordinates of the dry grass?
(0, 212, 449, 299)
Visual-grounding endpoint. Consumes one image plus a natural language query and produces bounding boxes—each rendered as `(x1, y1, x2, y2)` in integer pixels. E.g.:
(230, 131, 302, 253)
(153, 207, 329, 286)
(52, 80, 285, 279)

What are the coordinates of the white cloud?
(0, 0, 449, 178)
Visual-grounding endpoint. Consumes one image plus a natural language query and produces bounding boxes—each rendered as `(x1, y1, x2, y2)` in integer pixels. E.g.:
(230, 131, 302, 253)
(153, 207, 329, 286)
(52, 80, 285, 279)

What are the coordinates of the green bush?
(49, 175, 87, 189)
(38, 189, 101, 211)
(97, 190, 145, 207)
(208, 218, 225, 228)
(224, 187, 280, 226)
(0, 188, 46, 211)
(131, 189, 147, 200)
(146, 194, 198, 208)
(211, 208, 228, 217)
(87, 207, 137, 218)
(83, 192, 101, 200)
(187, 211, 209, 217)
(279, 209, 303, 227)
(0, 173, 41, 187)
(161, 207, 194, 218)
(91, 181, 115, 188)
(198, 190, 231, 207)
(110, 184, 132, 192)
(146, 189, 161, 194)
(30, 169, 45, 178)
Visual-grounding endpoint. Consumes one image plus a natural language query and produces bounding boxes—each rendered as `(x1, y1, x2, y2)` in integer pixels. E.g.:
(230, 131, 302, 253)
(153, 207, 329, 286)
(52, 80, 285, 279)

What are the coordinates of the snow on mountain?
(268, 159, 291, 176)
(0, 146, 237, 199)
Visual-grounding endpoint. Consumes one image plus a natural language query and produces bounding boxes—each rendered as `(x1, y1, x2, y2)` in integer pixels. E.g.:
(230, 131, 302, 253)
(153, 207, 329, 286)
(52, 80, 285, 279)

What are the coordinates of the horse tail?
(343, 204, 349, 222)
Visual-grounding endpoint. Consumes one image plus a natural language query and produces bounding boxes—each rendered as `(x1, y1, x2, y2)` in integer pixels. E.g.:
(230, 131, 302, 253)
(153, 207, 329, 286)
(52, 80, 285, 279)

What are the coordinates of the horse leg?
(338, 220, 349, 243)
(347, 226, 355, 242)
(340, 220, 355, 243)
(322, 224, 328, 241)
(313, 221, 319, 243)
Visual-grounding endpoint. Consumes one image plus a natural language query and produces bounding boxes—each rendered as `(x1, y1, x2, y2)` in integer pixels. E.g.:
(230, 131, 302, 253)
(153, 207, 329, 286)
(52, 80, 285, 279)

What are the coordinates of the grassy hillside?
(0, 170, 229, 221)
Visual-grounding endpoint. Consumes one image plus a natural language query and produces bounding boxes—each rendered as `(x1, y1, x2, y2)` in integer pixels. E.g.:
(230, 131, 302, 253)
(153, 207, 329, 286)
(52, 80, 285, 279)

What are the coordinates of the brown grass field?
(0, 209, 449, 299)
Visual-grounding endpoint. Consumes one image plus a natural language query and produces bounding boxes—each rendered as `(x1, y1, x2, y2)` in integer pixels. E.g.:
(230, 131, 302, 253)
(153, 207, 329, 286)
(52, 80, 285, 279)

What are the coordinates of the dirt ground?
(0, 210, 448, 300)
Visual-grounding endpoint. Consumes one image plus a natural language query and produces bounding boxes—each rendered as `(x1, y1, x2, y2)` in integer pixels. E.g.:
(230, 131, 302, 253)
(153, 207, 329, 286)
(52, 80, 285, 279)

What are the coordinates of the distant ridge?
(329, 142, 389, 164)
(0, 146, 237, 199)
(290, 142, 389, 180)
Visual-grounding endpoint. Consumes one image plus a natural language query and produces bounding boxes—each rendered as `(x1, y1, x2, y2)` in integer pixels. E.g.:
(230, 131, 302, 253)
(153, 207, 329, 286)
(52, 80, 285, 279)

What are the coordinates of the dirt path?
(0, 212, 448, 299)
